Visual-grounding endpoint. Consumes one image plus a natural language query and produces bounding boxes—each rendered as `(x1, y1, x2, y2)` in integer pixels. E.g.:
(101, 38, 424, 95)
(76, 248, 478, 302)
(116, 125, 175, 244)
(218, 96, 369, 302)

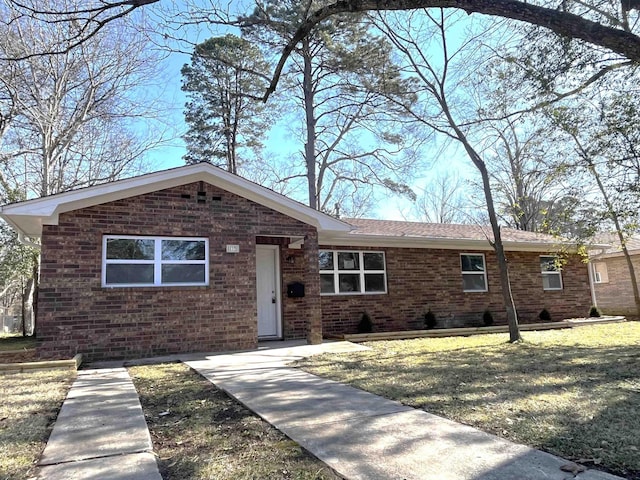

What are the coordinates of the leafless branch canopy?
(264, 0, 640, 101)
(2, 0, 160, 60)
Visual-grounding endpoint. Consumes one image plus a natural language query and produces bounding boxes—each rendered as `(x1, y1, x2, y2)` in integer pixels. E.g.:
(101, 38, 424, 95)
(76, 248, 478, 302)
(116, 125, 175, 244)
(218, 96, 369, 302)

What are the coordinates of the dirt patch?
(129, 362, 341, 480)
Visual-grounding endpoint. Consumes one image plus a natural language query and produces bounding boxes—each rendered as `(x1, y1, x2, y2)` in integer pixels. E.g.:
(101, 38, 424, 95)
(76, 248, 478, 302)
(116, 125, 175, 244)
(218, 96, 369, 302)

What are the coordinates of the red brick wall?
(37, 182, 319, 361)
(593, 256, 640, 315)
(319, 247, 592, 335)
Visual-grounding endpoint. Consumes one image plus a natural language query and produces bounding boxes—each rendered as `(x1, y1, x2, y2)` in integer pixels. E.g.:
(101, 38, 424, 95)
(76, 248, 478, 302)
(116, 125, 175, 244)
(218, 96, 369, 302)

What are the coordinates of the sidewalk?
(181, 342, 624, 480)
(37, 341, 626, 480)
(36, 368, 161, 480)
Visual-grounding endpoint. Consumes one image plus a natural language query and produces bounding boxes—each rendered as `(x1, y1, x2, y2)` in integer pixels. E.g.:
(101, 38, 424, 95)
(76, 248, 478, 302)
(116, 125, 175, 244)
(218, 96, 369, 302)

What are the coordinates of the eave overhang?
(0, 164, 352, 238)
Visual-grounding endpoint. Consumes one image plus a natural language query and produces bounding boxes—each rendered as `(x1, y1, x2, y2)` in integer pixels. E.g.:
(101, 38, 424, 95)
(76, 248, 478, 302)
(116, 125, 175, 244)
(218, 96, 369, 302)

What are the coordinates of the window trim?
(593, 262, 608, 284)
(319, 250, 387, 296)
(460, 253, 488, 293)
(102, 235, 209, 288)
(540, 255, 563, 291)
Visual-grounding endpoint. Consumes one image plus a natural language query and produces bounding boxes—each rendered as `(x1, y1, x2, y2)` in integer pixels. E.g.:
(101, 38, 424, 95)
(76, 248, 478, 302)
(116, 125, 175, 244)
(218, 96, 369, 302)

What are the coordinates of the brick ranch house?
(1, 164, 594, 361)
(590, 234, 640, 316)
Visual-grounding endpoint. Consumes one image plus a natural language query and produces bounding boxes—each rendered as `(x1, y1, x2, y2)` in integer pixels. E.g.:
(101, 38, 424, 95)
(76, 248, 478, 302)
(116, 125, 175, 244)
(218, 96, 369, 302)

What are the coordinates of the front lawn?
(0, 334, 36, 352)
(298, 323, 640, 480)
(129, 363, 340, 480)
(0, 369, 75, 479)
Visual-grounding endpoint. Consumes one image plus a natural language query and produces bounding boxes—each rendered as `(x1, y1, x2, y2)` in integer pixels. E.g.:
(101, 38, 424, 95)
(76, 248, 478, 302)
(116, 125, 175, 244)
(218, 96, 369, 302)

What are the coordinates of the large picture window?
(540, 256, 563, 290)
(461, 253, 488, 292)
(319, 250, 387, 295)
(103, 236, 208, 287)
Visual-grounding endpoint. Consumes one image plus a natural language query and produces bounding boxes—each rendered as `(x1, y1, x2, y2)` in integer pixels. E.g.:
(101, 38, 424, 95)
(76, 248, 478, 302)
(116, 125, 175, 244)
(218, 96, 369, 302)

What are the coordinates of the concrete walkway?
(37, 341, 625, 480)
(181, 341, 624, 480)
(36, 368, 161, 480)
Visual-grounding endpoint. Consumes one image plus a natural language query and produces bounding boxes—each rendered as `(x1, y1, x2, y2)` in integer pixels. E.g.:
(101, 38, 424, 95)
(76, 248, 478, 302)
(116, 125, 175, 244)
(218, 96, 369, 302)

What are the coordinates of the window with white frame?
(103, 236, 208, 287)
(593, 262, 609, 283)
(319, 250, 387, 295)
(540, 255, 563, 290)
(460, 253, 488, 292)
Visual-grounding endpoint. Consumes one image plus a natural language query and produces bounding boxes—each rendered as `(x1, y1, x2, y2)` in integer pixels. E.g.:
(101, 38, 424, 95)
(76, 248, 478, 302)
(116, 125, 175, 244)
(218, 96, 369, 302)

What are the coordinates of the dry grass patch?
(0, 369, 75, 479)
(298, 323, 640, 480)
(0, 335, 36, 352)
(129, 362, 341, 480)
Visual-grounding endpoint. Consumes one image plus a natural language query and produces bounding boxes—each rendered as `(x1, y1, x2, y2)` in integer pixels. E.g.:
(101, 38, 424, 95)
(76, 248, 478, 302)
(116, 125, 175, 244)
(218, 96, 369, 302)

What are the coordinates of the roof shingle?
(343, 218, 562, 244)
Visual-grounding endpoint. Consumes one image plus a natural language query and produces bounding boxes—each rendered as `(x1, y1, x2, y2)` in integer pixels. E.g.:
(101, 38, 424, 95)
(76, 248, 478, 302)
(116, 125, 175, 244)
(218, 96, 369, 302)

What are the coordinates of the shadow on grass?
(299, 341, 639, 479)
(130, 363, 341, 480)
(0, 335, 36, 352)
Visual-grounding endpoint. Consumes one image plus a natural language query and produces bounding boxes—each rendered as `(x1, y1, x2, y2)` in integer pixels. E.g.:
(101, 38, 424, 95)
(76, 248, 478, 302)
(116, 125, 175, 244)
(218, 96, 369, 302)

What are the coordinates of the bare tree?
(243, 0, 420, 216)
(482, 114, 573, 232)
(5, 1, 640, 63)
(0, 0, 168, 333)
(0, 1, 166, 198)
(362, 9, 524, 341)
(412, 171, 472, 224)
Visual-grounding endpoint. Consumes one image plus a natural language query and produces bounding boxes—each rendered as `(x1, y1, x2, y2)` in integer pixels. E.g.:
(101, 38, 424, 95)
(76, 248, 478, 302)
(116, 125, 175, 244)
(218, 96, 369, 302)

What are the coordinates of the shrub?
(539, 308, 552, 322)
(357, 312, 373, 333)
(424, 310, 437, 329)
(482, 310, 494, 326)
(589, 305, 602, 318)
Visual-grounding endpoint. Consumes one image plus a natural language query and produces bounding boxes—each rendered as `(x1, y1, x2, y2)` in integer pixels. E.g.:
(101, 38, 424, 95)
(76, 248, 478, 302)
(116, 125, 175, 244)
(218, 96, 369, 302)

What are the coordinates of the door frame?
(256, 244, 283, 339)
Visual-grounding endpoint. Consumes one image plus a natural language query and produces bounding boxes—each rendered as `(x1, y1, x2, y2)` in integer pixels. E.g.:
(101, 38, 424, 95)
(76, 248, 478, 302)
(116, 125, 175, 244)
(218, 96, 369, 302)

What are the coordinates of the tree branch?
(264, 0, 640, 101)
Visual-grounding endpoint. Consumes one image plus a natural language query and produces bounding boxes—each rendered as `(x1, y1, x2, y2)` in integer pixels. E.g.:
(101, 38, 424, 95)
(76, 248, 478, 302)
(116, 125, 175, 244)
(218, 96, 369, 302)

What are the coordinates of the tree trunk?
(478, 160, 522, 342)
(302, 37, 318, 209)
(442, 106, 522, 341)
(21, 275, 35, 337)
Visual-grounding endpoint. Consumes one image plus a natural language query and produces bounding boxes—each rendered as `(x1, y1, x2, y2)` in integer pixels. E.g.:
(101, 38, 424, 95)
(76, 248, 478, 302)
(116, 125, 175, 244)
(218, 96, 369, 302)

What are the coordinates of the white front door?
(256, 245, 281, 338)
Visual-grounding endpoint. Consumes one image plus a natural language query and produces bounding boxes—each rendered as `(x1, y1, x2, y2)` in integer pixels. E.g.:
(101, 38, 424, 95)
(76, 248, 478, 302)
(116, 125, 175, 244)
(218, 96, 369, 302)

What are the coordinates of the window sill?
(321, 291, 387, 296)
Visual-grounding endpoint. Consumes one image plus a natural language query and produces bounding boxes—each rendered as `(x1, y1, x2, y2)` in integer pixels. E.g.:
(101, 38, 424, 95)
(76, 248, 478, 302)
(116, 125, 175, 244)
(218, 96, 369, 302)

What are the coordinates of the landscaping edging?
(0, 353, 83, 373)
(328, 316, 626, 342)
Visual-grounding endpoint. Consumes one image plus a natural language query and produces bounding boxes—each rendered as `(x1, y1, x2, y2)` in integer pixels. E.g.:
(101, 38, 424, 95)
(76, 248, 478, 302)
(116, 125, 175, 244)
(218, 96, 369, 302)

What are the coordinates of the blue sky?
(139, 6, 476, 222)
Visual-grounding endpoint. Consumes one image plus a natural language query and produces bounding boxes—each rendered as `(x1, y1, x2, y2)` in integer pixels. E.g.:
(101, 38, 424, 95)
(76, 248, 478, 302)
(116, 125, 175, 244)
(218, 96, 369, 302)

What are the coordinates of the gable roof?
(590, 233, 640, 259)
(0, 163, 352, 237)
(320, 218, 594, 252)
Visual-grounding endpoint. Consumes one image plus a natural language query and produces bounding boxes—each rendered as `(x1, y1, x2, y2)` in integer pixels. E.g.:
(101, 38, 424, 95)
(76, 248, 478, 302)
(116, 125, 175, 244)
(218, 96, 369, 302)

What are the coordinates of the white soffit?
(0, 164, 351, 237)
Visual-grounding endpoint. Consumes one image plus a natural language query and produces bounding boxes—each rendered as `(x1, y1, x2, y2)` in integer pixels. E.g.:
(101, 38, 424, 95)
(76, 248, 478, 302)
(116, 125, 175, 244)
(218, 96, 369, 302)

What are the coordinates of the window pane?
(106, 238, 154, 260)
(162, 240, 206, 260)
(338, 252, 359, 271)
(461, 255, 484, 272)
(463, 273, 486, 291)
(540, 257, 558, 272)
(106, 264, 154, 284)
(338, 274, 361, 293)
(364, 274, 386, 292)
(543, 273, 562, 290)
(319, 251, 334, 270)
(161, 264, 206, 284)
(320, 274, 335, 294)
(363, 253, 384, 271)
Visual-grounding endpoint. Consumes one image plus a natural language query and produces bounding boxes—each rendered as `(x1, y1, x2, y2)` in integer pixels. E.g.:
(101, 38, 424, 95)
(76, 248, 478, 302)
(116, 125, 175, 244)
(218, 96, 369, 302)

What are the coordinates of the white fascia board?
(0, 164, 351, 236)
(319, 232, 579, 252)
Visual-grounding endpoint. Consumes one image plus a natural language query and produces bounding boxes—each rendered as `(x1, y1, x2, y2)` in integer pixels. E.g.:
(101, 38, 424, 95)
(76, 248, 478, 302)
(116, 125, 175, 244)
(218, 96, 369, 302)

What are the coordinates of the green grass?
(0, 370, 75, 479)
(297, 323, 640, 480)
(129, 363, 340, 480)
(0, 335, 35, 352)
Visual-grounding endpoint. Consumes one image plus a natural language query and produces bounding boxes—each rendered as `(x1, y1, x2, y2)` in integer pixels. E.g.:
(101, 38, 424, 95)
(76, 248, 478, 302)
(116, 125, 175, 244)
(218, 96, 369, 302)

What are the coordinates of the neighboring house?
(0, 164, 592, 361)
(590, 234, 640, 316)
